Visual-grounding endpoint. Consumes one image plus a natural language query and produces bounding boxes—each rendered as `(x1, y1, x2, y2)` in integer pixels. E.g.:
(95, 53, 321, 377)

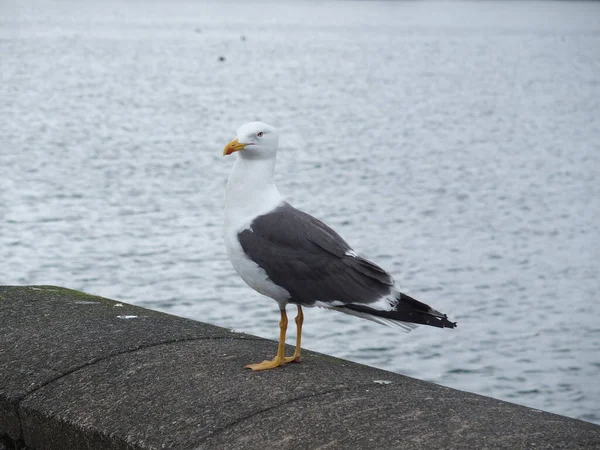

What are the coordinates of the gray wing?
(238, 202, 394, 306)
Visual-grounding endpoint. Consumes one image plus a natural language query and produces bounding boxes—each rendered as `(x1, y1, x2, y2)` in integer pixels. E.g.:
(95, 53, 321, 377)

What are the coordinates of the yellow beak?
(223, 138, 249, 156)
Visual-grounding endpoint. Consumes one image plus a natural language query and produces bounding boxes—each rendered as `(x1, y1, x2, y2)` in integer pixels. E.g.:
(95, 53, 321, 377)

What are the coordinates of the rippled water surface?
(2, 0, 599, 424)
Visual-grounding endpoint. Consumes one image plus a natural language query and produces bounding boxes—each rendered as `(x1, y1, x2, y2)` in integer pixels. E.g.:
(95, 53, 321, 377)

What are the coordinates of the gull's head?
(223, 122, 279, 160)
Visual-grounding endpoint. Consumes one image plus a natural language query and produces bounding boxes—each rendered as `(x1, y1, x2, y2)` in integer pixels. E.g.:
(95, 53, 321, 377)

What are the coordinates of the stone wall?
(1, 286, 599, 449)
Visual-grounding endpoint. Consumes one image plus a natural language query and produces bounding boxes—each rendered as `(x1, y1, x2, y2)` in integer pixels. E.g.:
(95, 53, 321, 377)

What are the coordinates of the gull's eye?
(257, 131, 264, 137)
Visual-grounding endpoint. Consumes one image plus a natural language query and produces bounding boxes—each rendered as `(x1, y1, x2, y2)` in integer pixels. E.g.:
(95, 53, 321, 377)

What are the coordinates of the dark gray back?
(238, 203, 393, 306)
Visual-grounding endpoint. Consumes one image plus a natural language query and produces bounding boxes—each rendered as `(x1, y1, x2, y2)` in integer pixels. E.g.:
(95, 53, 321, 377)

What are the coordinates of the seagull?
(223, 122, 456, 371)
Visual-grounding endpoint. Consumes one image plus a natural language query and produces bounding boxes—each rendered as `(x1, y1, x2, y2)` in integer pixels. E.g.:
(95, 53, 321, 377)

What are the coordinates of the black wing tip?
(426, 313, 457, 329)
(441, 314, 457, 329)
(399, 292, 457, 329)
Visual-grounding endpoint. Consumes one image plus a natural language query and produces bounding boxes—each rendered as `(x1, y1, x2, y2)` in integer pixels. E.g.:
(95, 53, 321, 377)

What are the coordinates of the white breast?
(224, 218, 291, 307)
(224, 154, 291, 307)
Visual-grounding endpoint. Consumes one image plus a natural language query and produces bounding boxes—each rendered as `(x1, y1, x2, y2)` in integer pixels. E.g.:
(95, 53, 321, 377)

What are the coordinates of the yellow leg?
(285, 305, 303, 363)
(245, 307, 288, 371)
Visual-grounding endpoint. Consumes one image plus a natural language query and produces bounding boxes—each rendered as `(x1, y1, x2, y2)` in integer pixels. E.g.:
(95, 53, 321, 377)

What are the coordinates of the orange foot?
(284, 354, 301, 364)
(244, 357, 286, 371)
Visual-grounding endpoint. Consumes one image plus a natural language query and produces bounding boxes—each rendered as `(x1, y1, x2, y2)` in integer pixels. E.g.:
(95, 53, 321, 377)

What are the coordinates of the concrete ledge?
(1, 286, 599, 449)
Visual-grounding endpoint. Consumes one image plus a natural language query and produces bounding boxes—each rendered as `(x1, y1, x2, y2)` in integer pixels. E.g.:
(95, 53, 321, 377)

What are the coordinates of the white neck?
(225, 154, 284, 229)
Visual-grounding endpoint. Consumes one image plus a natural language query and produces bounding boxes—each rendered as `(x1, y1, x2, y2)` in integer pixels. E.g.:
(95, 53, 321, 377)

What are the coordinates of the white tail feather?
(331, 306, 419, 333)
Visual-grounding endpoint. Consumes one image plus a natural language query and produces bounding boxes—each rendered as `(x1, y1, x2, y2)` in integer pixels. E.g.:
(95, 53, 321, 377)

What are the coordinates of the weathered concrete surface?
(1, 286, 600, 450)
(0, 285, 255, 445)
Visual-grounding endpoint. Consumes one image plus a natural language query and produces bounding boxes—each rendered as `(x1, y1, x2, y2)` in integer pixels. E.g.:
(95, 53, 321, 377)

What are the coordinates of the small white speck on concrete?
(373, 380, 392, 385)
(114, 303, 124, 307)
(117, 315, 138, 319)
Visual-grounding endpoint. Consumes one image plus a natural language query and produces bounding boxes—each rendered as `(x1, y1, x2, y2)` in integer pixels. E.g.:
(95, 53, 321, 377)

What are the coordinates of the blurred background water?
(1, 0, 599, 424)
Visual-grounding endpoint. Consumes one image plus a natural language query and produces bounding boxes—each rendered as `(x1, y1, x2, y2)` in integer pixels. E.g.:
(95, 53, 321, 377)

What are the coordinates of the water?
(1, 0, 599, 424)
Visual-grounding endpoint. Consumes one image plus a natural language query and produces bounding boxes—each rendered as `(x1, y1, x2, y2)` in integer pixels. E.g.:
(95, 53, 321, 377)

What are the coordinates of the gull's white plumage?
(222, 121, 456, 371)
(224, 123, 291, 306)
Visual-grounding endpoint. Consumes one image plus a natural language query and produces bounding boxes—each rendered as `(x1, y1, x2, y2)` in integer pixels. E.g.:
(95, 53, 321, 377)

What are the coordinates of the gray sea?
(2, 0, 599, 425)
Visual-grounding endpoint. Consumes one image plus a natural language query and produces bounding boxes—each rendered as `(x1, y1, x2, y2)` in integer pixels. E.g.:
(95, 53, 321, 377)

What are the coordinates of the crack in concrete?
(20, 335, 262, 400)
(194, 379, 426, 447)
(196, 386, 350, 446)
(9, 334, 263, 444)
